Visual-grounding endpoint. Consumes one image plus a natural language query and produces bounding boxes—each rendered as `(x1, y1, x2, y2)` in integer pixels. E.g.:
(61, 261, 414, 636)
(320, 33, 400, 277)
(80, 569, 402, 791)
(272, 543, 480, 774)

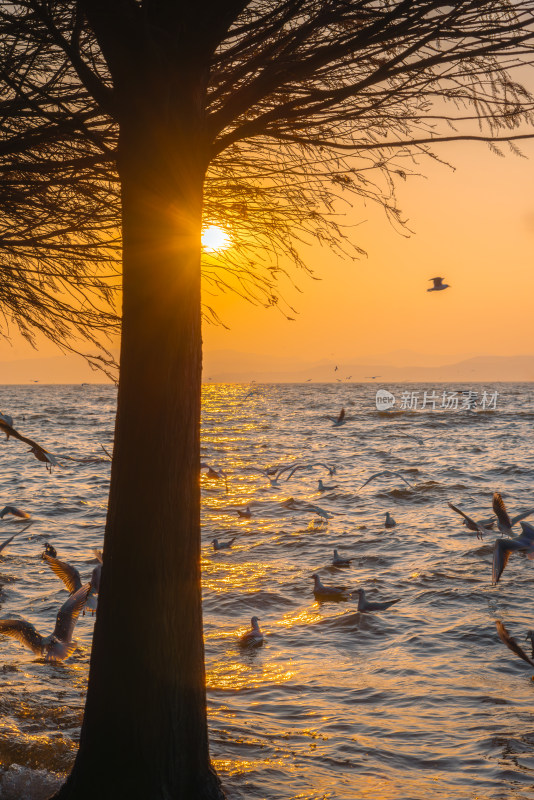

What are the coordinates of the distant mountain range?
(203, 350, 534, 383)
(0, 350, 532, 384)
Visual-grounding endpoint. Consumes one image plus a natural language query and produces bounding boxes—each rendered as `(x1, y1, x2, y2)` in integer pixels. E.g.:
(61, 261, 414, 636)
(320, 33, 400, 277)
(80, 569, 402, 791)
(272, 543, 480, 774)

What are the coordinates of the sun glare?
(202, 225, 232, 253)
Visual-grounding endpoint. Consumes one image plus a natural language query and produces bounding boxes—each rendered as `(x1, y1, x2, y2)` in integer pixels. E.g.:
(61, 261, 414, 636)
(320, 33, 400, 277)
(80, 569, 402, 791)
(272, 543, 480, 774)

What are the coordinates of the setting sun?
(202, 225, 232, 253)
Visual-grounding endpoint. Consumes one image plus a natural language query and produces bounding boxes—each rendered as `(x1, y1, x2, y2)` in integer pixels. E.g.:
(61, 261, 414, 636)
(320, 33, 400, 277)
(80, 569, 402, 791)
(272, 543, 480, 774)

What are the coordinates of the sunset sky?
(203, 135, 534, 365)
(2, 132, 534, 382)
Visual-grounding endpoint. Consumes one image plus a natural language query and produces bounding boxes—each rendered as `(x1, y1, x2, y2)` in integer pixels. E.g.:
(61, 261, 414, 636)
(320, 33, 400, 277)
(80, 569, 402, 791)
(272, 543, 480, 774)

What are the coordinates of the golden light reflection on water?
(207, 660, 296, 691)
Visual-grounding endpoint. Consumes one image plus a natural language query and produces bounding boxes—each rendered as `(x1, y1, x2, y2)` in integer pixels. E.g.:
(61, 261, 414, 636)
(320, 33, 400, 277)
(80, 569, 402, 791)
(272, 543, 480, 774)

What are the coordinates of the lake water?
(0, 383, 533, 800)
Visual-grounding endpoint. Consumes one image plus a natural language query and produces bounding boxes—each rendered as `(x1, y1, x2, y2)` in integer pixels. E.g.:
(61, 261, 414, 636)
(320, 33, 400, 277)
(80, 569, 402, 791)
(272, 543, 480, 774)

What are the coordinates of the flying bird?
(42, 553, 82, 594)
(496, 620, 534, 669)
(492, 521, 534, 585)
(427, 277, 450, 292)
(0, 582, 90, 661)
(239, 616, 264, 647)
(358, 471, 415, 491)
(492, 492, 534, 536)
(448, 502, 494, 539)
(327, 408, 346, 427)
(0, 412, 60, 470)
(353, 588, 401, 612)
(212, 537, 236, 551)
(332, 549, 352, 567)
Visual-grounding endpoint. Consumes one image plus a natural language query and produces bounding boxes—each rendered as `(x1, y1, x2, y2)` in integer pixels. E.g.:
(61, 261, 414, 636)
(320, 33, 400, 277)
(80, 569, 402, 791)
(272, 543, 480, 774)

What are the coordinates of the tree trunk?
(52, 96, 225, 799)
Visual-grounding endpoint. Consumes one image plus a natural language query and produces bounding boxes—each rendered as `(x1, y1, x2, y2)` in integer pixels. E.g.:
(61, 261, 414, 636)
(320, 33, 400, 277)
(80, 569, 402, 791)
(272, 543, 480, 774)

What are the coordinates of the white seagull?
(492, 492, 534, 536)
(0, 583, 90, 661)
(327, 408, 346, 427)
(496, 620, 534, 669)
(317, 479, 338, 492)
(358, 471, 416, 491)
(312, 573, 350, 600)
(239, 616, 264, 647)
(448, 502, 494, 540)
(332, 549, 352, 567)
(353, 588, 401, 612)
(492, 521, 534, 585)
(427, 277, 450, 292)
(212, 537, 236, 551)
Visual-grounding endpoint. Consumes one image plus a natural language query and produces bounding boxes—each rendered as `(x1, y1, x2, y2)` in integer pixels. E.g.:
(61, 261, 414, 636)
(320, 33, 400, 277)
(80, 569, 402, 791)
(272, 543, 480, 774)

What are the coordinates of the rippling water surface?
(0, 383, 533, 800)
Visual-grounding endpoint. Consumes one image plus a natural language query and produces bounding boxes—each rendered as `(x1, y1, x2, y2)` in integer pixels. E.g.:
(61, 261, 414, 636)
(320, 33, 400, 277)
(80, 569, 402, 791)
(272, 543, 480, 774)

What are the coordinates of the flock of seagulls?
(0, 407, 106, 661)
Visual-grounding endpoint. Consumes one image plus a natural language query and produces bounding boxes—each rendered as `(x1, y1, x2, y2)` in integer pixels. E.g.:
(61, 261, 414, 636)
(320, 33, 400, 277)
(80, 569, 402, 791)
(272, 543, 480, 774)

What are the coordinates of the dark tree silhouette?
(0, 2, 533, 798)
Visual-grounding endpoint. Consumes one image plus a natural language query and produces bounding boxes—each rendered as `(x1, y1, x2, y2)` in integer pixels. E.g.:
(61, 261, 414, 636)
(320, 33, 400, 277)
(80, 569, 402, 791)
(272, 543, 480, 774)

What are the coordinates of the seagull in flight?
(427, 277, 450, 292)
(448, 502, 494, 539)
(0, 411, 60, 470)
(42, 551, 102, 615)
(239, 616, 264, 647)
(327, 408, 346, 427)
(358, 471, 416, 491)
(353, 588, 401, 612)
(0, 582, 90, 661)
(492, 492, 534, 536)
(492, 521, 534, 584)
(0, 521, 33, 555)
(496, 620, 534, 669)
(281, 462, 337, 481)
(365, 376, 381, 380)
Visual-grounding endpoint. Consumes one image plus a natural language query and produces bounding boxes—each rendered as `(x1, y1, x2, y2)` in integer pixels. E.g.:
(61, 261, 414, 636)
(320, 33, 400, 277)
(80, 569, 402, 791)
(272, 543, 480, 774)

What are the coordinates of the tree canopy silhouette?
(0, 2, 533, 798)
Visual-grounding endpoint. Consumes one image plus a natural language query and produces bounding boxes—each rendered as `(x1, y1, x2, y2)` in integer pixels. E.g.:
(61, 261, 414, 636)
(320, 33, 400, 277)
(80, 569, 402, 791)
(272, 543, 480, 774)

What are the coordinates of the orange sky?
(203, 136, 534, 364)
(2, 132, 534, 382)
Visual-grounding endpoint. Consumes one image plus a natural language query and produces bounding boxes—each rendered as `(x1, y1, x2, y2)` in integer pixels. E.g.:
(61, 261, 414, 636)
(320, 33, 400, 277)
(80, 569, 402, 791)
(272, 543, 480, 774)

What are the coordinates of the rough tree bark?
(53, 72, 224, 798)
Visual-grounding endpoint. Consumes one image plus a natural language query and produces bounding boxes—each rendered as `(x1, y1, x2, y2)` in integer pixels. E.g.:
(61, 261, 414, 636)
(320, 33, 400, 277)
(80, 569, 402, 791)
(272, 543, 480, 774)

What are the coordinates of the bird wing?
(511, 509, 534, 526)
(93, 549, 103, 563)
(0, 505, 30, 519)
(493, 493, 512, 530)
(42, 554, 82, 594)
(448, 503, 489, 537)
(496, 621, 534, 668)
(53, 582, 91, 642)
(337, 408, 345, 423)
(492, 538, 527, 584)
(0, 619, 44, 654)
(518, 522, 534, 541)
(0, 532, 17, 554)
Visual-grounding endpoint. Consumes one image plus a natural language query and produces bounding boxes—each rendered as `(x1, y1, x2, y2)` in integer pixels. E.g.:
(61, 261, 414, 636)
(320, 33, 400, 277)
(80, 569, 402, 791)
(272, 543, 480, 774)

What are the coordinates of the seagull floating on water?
(496, 620, 534, 669)
(239, 616, 264, 647)
(312, 573, 350, 600)
(0, 505, 30, 520)
(427, 277, 450, 292)
(237, 506, 252, 518)
(492, 521, 534, 585)
(0, 582, 90, 661)
(332, 549, 352, 567)
(318, 479, 338, 492)
(353, 588, 401, 612)
(385, 512, 396, 528)
(327, 408, 346, 427)
(212, 537, 236, 551)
